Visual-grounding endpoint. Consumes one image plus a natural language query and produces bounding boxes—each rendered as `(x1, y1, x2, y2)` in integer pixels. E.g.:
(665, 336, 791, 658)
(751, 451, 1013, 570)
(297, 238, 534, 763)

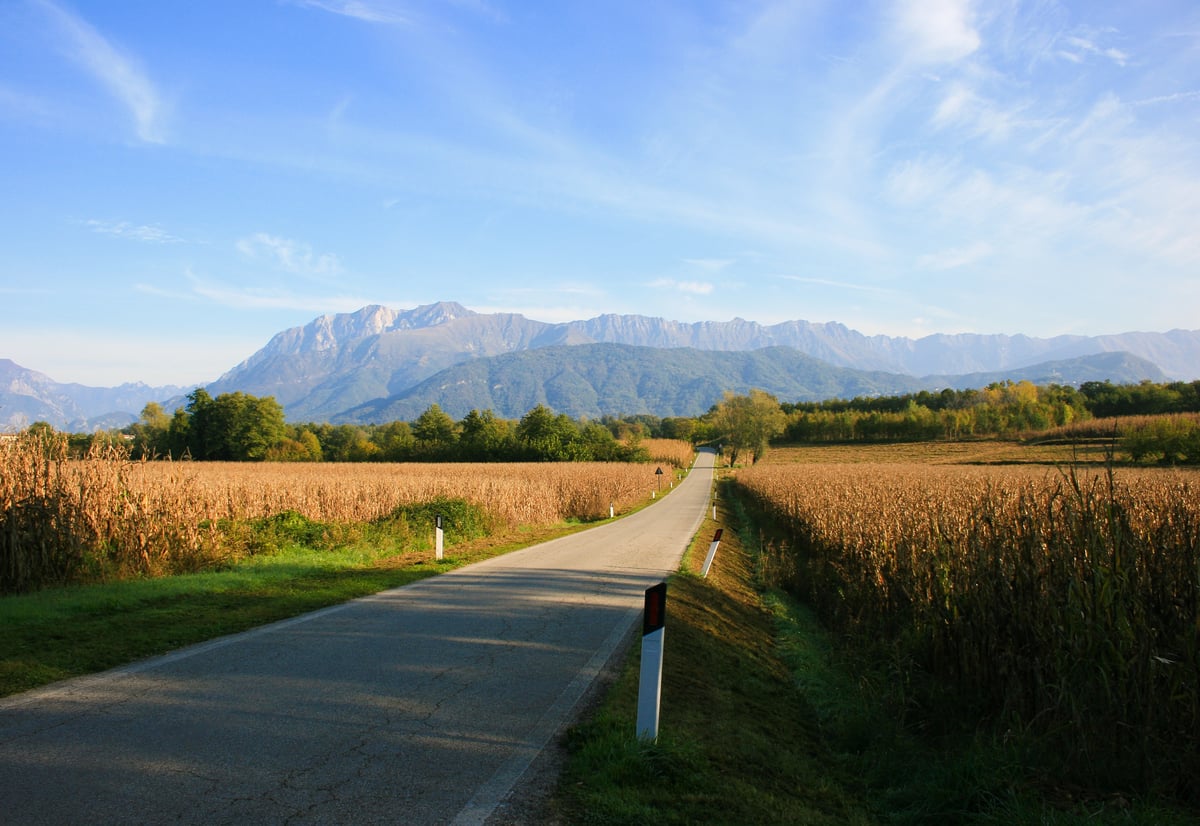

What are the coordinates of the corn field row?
(639, 438, 696, 471)
(1, 432, 666, 592)
(735, 461, 1200, 800)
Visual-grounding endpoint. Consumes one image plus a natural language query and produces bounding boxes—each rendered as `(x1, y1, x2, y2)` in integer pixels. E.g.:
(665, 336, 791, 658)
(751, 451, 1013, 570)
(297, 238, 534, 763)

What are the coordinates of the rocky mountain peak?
(396, 301, 474, 329)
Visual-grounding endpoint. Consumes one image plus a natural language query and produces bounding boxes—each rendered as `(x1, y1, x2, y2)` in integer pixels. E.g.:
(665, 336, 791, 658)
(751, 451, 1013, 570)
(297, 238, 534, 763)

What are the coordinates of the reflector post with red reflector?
(636, 582, 668, 742)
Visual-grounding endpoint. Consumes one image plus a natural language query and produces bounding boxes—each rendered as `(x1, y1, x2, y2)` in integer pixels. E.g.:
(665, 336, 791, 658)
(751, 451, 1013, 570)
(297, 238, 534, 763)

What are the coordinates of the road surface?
(0, 449, 715, 824)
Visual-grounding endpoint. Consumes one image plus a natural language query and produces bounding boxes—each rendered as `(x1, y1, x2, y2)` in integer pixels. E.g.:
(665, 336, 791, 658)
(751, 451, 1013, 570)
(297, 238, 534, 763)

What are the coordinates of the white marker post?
(435, 514, 444, 561)
(700, 528, 723, 578)
(636, 582, 667, 742)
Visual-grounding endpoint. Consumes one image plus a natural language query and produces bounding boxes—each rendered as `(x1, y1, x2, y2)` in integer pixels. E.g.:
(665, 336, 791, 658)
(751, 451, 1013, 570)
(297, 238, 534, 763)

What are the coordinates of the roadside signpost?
(700, 529, 723, 578)
(636, 582, 668, 742)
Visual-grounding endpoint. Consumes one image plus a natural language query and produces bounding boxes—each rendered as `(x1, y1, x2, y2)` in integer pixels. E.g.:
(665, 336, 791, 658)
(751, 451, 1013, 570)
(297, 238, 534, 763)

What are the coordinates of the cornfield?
(735, 461, 1200, 799)
(1, 432, 663, 592)
(639, 438, 696, 470)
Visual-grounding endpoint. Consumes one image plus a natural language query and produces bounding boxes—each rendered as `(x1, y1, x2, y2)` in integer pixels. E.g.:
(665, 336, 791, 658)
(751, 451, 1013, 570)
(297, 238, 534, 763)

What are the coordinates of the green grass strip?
(0, 506, 586, 698)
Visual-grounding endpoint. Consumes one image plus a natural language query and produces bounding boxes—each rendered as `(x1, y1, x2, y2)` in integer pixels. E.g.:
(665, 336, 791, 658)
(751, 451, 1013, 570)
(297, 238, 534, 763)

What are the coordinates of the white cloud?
(1059, 33, 1129, 67)
(85, 219, 182, 244)
(893, 0, 980, 64)
(290, 1, 412, 25)
(885, 155, 961, 205)
(916, 241, 993, 270)
(649, 279, 714, 296)
(237, 233, 343, 278)
(777, 275, 894, 295)
(682, 258, 735, 272)
(1132, 90, 1200, 108)
(0, 83, 56, 123)
(184, 271, 369, 313)
(34, 0, 167, 143)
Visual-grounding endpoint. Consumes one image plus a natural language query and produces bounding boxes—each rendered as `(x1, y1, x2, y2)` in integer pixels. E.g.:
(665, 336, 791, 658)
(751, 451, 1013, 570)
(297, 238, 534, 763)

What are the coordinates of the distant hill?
(926, 351, 1168, 390)
(338, 344, 1166, 422)
(0, 359, 190, 432)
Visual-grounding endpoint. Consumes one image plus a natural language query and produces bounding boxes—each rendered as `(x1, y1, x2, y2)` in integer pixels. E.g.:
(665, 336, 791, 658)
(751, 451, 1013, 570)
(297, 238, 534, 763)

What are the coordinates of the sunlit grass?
(0, 516, 585, 698)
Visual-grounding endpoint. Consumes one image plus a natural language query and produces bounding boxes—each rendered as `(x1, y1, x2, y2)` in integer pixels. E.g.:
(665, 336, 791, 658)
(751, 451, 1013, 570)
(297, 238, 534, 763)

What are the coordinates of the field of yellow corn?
(735, 459, 1200, 798)
(1, 433, 686, 592)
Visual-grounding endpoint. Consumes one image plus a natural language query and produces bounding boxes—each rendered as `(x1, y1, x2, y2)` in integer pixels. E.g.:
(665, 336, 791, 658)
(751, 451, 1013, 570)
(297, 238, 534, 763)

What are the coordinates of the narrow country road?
(0, 449, 716, 825)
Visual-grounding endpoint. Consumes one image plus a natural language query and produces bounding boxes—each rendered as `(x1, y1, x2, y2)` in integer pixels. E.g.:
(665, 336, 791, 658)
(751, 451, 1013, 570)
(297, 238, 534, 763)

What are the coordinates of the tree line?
(27, 378, 1200, 464)
(781, 379, 1200, 443)
(124, 389, 661, 463)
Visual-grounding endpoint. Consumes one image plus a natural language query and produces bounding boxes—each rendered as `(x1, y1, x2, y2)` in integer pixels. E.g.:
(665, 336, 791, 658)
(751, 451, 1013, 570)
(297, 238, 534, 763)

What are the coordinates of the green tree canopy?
(412, 404, 458, 457)
(709, 389, 787, 464)
(459, 409, 514, 460)
(171, 389, 286, 461)
(517, 404, 582, 461)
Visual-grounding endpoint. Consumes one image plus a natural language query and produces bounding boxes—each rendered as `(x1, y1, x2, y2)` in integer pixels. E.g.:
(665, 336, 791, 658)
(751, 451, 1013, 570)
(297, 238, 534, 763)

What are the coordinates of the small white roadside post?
(636, 582, 667, 742)
(700, 528, 723, 578)
(435, 514, 444, 561)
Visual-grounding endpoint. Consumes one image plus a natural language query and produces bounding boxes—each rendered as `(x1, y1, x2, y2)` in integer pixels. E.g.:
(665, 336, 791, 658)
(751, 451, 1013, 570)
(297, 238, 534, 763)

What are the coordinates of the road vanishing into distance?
(0, 449, 716, 825)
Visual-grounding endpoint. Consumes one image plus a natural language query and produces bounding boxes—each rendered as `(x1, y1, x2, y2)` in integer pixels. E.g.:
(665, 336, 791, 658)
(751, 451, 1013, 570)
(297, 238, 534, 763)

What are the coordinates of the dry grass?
(1, 432, 664, 592)
(734, 457, 1200, 801)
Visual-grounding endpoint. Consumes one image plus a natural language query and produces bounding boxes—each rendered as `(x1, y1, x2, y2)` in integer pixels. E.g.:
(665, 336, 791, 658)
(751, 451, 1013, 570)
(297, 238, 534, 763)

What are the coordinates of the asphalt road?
(0, 449, 715, 825)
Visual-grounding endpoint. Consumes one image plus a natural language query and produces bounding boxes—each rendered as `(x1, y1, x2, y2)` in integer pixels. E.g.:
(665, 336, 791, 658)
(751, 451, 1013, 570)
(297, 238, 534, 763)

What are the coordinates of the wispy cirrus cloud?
(85, 219, 182, 243)
(777, 275, 895, 295)
(33, 0, 167, 143)
(288, 0, 412, 25)
(917, 241, 994, 271)
(291, 0, 503, 26)
(170, 268, 369, 313)
(1057, 30, 1129, 67)
(237, 233, 343, 278)
(682, 258, 735, 272)
(648, 278, 714, 296)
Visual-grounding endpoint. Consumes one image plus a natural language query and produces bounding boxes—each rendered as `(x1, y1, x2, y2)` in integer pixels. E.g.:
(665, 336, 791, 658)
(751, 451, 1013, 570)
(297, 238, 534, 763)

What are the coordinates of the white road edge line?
(450, 602, 643, 826)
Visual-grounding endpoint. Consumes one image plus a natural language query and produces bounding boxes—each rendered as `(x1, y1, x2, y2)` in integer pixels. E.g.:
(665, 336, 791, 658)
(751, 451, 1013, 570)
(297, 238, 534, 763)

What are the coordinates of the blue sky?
(1, 0, 1198, 386)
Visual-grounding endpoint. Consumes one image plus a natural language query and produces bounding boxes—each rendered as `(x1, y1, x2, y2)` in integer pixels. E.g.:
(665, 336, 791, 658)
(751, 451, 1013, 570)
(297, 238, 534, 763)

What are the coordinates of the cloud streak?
(34, 0, 167, 143)
(85, 219, 182, 243)
(237, 233, 343, 279)
(290, 0, 413, 26)
(182, 269, 369, 313)
(649, 279, 715, 296)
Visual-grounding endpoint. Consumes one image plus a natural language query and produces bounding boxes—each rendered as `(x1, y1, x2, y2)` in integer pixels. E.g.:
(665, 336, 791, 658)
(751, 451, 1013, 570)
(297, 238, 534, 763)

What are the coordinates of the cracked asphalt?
(0, 450, 714, 825)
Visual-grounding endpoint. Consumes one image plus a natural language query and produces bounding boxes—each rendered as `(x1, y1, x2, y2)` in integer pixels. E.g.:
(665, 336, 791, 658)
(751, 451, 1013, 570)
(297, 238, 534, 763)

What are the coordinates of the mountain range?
(3, 301, 1194, 430)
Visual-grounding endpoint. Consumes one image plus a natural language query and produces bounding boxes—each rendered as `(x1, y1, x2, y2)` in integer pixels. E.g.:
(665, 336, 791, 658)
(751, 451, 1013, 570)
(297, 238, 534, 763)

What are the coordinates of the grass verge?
(549, 480, 1199, 825)
(548, 494, 874, 825)
(0, 509, 591, 698)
